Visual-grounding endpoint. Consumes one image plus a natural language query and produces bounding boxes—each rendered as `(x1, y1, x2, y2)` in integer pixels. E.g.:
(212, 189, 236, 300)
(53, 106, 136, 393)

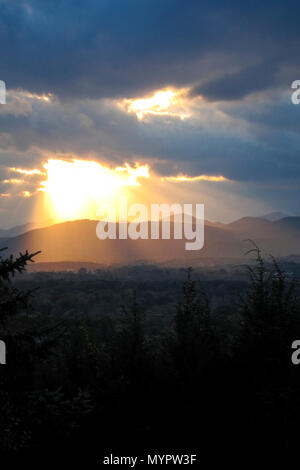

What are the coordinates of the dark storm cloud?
(190, 62, 280, 101)
(0, 0, 299, 100)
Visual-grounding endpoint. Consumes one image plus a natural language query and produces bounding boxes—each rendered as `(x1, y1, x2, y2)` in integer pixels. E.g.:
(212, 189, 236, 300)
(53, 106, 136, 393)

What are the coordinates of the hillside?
(1, 216, 300, 266)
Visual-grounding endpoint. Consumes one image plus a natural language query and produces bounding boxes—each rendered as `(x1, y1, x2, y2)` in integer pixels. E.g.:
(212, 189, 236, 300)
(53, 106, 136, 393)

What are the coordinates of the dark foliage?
(1, 247, 300, 464)
(0, 249, 92, 454)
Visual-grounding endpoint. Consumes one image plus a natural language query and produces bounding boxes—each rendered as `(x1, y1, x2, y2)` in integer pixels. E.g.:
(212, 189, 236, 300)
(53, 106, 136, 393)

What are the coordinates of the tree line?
(0, 245, 300, 464)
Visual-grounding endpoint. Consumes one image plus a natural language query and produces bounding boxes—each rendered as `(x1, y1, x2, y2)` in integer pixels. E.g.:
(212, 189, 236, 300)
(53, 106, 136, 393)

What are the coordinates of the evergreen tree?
(172, 267, 219, 384)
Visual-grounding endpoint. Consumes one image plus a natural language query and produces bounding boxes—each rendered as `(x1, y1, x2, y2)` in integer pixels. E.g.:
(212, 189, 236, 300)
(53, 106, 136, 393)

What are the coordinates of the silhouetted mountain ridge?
(1, 216, 300, 266)
(261, 211, 290, 221)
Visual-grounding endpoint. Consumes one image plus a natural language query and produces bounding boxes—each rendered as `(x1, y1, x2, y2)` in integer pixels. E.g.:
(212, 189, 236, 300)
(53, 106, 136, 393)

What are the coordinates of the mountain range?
(0, 214, 299, 268)
(0, 219, 55, 239)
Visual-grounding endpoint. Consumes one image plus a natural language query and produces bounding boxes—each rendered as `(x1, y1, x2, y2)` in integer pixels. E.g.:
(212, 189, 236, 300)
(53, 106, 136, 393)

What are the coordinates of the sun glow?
(23, 91, 52, 102)
(10, 167, 43, 176)
(162, 174, 230, 183)
(40, 159, 150, 221)
(122, 88, 190, 119)
(3, 178, 23, 184)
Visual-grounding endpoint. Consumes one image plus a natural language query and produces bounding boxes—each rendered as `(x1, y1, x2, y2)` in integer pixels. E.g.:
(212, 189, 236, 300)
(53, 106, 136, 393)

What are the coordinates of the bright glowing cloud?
(2, 178, 23, 184)
(40, 159, 150, 221)
(10, 167, 43, 176)
(121, 88, 190, 120)
(162, 174, 230, 183)
(22, 91, 52, 102)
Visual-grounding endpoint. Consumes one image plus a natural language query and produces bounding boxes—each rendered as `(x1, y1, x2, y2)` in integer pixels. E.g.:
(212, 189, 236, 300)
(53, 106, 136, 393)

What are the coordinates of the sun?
(40, 159, 149, 222)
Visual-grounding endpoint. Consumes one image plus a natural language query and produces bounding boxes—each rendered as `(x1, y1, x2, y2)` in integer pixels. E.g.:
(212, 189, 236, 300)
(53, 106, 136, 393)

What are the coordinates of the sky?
(0, 0, 300, 228)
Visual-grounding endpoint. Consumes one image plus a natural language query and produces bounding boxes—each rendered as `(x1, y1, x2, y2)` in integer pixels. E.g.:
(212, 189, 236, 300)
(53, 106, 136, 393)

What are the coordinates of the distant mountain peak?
(261, 211, 290, 222)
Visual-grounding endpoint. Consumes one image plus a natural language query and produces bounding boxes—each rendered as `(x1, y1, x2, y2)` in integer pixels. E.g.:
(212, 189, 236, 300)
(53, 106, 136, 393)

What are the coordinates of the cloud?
(0, 0, 299, 100)
(162, 175, 230, 183)
(190, 62, 280, 101)
(0, 0, 300, 224)
(0, 88, 300, 188)
(121, 88, 190, 120)
(9, 167, 43, 176)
